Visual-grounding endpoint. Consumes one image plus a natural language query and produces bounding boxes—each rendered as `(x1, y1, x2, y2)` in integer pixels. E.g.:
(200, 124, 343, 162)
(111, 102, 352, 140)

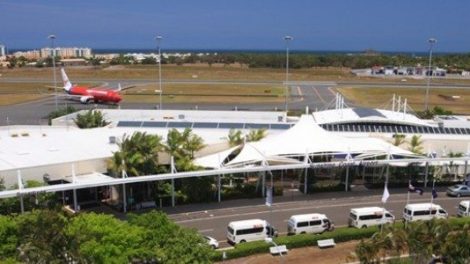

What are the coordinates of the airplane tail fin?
(60, 68, 73, 91)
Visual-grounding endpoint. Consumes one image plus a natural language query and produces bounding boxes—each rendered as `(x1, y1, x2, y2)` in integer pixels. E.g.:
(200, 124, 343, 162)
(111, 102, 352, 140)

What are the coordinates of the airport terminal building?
(1, 107, 470, 211)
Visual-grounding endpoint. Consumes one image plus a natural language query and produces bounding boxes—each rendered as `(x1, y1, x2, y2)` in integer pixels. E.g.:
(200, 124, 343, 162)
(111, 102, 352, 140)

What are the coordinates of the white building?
(0, 44, 6, 57)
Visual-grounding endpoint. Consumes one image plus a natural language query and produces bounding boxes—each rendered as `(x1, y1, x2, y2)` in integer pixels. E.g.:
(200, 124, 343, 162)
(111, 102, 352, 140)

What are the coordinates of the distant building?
(0, 44, 6, 57)
(40, 47, 92, 59)
(12, 50, 41, 60)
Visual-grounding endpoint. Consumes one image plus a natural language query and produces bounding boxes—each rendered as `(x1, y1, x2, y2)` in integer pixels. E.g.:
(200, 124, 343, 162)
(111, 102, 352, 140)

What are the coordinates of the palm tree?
(246, 128, 266, 142)
(108, 132, 164, 177)
(408, 135, 424, 154)
(165, 128, 205, 172)
(228, 129, 243, 147)
(74, 109, 110, 129)
(392, 134, 406, 146)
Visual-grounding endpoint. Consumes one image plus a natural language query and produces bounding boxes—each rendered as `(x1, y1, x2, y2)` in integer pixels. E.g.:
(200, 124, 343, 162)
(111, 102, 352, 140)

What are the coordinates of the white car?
(204, 236, 219, 249)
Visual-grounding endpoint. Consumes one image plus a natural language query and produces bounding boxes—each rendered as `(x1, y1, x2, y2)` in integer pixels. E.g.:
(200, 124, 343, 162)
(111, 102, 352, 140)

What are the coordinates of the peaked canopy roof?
(195, 115, 419, 168)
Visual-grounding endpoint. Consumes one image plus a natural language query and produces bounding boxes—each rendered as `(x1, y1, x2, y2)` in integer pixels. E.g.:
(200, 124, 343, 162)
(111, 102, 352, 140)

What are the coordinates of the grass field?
(0, 83, 49, 106)
(338, 86, 470, 114)
(122, 83, 284, 104)
(0, 64, 355, 81)
(1, 65, 470, 106)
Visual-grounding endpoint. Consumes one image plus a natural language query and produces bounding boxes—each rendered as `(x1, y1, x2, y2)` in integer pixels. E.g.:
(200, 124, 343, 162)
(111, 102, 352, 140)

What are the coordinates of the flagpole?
(431, 179, 435, 204)
(430, 180, 436, 217)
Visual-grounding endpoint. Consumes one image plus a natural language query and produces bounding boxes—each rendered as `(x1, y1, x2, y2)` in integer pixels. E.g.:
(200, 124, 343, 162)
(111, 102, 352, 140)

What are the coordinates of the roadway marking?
(169, 195, 387, 219)
(174, 195, 457, 224)
(312, 86, 327, 104)
(296, 86, 304, 101)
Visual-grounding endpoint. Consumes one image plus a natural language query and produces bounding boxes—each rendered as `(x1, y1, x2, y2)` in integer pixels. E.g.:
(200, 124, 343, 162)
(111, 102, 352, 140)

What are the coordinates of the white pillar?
(304, 168, 308, 194)
(71, 164, 79, 211)
(464, 160, 468, 178)
(217, 175, 221, 203)
(424, 162, 429, 188)
(19, 196, 24, 213)
(73, 189, 78, 212)
(262, 172, 266, 197)
(17, 170, 24, 213)
(170, 156, 176, 207)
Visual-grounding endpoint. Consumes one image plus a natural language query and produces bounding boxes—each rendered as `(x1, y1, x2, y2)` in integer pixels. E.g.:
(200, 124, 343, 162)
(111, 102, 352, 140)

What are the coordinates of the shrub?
(211, 226, 379, 261)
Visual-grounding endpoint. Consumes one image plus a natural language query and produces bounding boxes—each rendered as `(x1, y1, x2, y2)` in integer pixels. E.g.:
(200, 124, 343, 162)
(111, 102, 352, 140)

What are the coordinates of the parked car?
(447, 184, 470, 197)
(204, 236, 219, 249)
(287, 213, 334, 235)
(349, 207, 394, 228)
(403, 203, 448, 222)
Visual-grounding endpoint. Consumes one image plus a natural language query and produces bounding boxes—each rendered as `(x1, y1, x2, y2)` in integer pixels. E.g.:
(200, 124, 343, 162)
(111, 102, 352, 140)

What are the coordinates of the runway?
(0, 83, 337, 125)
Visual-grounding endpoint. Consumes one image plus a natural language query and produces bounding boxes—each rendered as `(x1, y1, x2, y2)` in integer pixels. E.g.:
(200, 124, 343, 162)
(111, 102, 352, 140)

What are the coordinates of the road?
(163, 187, 466, 247)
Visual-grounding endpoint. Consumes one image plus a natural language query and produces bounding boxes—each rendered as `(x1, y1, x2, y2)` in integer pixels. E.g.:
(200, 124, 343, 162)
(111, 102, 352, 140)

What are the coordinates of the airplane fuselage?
(69, 86, 122, 104)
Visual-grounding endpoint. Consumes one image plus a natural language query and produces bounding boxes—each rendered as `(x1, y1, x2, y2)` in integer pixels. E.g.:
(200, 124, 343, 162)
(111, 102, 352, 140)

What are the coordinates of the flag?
(408, 183, 424, 195)
(265, 187, 272, 207)
(381, 184, 390, 203)
(432, 188, 438, 199)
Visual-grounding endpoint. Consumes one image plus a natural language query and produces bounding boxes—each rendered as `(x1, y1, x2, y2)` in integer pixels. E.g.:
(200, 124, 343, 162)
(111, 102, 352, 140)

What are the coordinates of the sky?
(1, 0, 469, 52)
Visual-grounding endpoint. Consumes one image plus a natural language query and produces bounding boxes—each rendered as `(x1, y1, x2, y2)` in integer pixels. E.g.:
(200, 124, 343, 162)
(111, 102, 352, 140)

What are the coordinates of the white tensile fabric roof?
(196, 115, 418, 168)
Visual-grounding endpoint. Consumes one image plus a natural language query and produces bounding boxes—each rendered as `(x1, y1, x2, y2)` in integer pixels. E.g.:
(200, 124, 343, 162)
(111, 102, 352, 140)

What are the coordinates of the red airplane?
(60, 68, 122, 104)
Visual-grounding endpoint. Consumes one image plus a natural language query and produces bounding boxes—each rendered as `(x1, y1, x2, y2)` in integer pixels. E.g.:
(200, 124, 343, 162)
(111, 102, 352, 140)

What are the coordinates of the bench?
(138, 201, 156, 209)
(269, 245, 288, 255)
(317, 239, 336, 248)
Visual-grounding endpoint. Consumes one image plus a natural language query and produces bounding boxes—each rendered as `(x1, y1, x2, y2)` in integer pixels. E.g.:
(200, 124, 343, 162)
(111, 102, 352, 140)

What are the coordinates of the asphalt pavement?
(0, 83, 336, 125)
(163, 187, 467, 247)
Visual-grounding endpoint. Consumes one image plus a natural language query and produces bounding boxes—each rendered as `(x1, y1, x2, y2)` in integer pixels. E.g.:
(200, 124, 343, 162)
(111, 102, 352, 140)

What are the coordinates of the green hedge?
(211, 217, 470, 261)
(211, 226, 378, 261)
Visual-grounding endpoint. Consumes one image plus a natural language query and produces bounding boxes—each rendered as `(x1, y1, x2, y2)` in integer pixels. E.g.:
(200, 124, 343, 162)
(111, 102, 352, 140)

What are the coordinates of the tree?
(16, 210, 69, 263)
(408, 135, 424, 154)
(228, 129, 243, 147)
(65, 213, 150, 263)
(392, 134, 406, 146)
(108, 131, 164, 177)
(141, 57, 157, 64)
(165, 128, 204, 172)
(354, 219, 459, 264)
(246, 128, 267, 142)
(128, 211, 212, 264)
(73, 109, 110, 129)
(0, 215, 18, 260)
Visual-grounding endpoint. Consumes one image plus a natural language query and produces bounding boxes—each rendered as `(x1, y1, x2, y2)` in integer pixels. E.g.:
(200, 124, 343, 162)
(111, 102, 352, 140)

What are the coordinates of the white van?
(457, 201, 470, 217)
(403, 203, 448, 222)
(287, 213, 333, 235)
(226, 219, 277, 244)
(348, 207, 395, 228)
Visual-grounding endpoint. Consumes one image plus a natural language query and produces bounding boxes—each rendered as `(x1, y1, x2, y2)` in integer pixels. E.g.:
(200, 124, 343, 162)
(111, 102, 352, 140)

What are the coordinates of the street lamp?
(265, 237, 284, 264)
(424, 38, 437, 111)
(284, 36, 293, 114)
(48, 34, 58, 111)
(155, 35, 163, 110)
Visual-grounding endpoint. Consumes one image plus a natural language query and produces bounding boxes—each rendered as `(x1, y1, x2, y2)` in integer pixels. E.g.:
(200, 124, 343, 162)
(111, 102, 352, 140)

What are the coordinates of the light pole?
(284, 36, 293, 114)
(48, 34, 58, 111)
(155, 35, 163, 110)
(424, 38, 437, 112)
